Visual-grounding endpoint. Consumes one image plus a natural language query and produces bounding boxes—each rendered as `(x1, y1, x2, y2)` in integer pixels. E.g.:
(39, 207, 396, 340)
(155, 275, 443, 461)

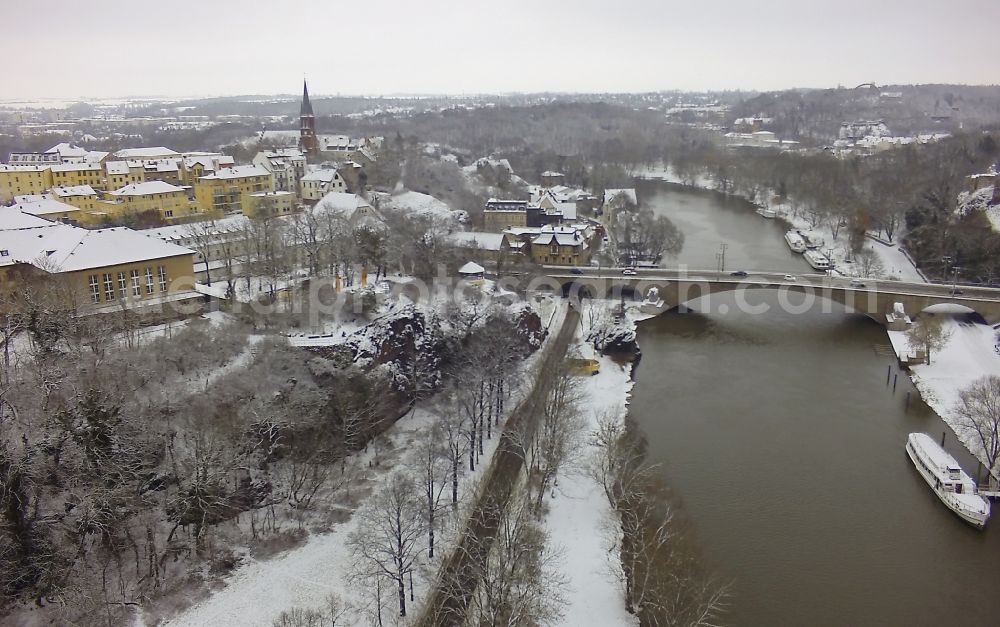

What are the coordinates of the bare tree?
(410, 423, 451, 558)
(347, 470, 425, 617)
(855, 248, 886, 279)
(955, 375, 1000, 481)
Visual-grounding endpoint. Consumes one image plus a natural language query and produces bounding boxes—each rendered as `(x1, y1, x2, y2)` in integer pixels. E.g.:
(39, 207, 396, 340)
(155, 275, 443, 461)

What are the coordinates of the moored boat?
(905, 433, 990, 529)
(784, 230, 806, 254)
(803, 249, 831, 271)
(756, 206, 777, 218)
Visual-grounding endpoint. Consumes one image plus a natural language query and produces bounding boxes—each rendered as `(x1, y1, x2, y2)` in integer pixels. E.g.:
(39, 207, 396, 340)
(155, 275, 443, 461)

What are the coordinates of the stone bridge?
(540, 267, 1000, 325)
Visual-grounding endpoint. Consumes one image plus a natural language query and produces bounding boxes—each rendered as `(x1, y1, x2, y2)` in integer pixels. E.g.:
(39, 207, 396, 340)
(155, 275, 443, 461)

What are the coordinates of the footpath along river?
(629, 181, 1000, 626)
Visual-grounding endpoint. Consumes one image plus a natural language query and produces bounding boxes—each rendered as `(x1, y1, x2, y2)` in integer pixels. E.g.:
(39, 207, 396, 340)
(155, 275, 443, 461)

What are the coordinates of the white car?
(784, 274, 797, 281)
(622, 268, 638, 276)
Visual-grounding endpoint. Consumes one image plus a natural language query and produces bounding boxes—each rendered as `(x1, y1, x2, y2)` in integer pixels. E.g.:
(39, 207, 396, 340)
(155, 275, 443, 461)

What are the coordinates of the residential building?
(529, 225, 592, 266)
(105, 160, 146, 190)
(484, 199, 531, 231)
(253, 149, 307, 193)
(50, 185, 102, 212)
(602, 188, 638, 221)
(193, 165, 274, 215)
(445, 231, 516, 263)
(315, 192, 384, 229)
(0, 221, 197, 312)
(50, 162, 104, 190)
(0, 165, 54, 202)
(105, 181, 201, 222)
(247, 190, 297, 216)
(300, 168, 347, 202)
(181, 153, 235, 185)
(114, 147, 181, 161)
(11, 197, 81, 224)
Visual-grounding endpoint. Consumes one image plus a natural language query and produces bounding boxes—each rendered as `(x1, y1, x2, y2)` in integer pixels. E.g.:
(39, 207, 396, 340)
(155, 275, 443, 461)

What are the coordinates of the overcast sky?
(7, 0, 998, 100)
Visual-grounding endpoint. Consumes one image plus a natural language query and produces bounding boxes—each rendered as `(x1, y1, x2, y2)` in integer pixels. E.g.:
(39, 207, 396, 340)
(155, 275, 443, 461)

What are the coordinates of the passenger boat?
(803, 249, 831, 271)
(905, 433, 990, 529)
(784, 230, 806, 253)
(756, 206, 777, 218)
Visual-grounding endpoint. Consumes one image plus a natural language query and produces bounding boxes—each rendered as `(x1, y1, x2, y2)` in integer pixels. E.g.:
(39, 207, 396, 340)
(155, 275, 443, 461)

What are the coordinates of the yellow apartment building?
(0, 165, 54, 202)
(0, 222, 197, 312)
(106, 181, 203, 222)
(105, 161, 146, 190)
(50, 162, 105, 190)
(247, 190, 297, 217)
(194, 165, 274, 215)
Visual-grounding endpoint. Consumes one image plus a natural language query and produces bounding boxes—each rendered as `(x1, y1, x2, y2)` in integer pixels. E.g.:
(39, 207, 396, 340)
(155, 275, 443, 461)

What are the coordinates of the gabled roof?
(458, 261, 486, 275)
(0, 207, 54, 230)
(45, 142, 88, 158)
(301, 168, 341, 183)
(50, 162, 102, 173)
(14, 199, 79, 217)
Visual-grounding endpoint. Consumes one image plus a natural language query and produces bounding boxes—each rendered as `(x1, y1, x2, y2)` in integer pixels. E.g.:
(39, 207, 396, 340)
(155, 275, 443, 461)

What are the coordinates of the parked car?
(849, 280, 866, 288)
(570, 268, 584, 275)
(622, 268, 638, 276)
(730, 270, 748, 277)
(784, 274, 797, 281)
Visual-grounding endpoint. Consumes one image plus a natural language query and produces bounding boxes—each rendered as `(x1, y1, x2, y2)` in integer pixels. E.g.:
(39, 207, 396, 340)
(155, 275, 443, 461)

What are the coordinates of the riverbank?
(633, 162, 925, 283)
(889, 316, 1000, 481)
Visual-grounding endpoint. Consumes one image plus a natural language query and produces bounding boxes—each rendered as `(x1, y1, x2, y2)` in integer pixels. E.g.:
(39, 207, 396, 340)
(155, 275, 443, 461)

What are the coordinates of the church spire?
(300, 79, 314, 117)
(299, 79, 318, 157)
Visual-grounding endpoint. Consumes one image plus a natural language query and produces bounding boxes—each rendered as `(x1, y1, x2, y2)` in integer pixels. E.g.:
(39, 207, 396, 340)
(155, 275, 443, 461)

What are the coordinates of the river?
(630, 180, 1000, 626)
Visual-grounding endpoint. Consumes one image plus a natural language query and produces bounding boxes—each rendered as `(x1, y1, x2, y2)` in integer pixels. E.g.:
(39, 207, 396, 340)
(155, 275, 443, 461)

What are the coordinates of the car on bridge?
(730, 270, 748, 277)
(570, 268, 583, 275)
(850, 280, 866, 288)
(622, 268, 638, 276)
(784, 274, 797, 281)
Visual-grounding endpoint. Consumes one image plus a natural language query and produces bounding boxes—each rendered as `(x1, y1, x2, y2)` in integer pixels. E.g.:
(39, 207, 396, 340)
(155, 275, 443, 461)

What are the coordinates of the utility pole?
(951, 266, 962, 295)
(718, 242, 728, 273)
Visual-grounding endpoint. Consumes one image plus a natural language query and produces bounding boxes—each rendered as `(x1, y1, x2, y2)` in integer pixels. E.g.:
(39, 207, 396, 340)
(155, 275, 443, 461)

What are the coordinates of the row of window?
(87, 266, 168, 304)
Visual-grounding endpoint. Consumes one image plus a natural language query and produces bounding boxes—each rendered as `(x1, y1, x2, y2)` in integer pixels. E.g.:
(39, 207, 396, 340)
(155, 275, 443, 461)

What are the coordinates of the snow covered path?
(542, 314, 638, 627)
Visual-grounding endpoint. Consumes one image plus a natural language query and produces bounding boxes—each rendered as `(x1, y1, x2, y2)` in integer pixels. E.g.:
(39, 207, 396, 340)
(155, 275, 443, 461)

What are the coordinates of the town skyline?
(7, 0, 999, 100)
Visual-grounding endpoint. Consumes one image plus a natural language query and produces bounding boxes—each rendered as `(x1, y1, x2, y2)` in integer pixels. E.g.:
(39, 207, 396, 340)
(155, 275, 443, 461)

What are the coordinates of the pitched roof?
(114, 147, 180, 159)
(50, 185, 98, 198)
(14, 199, 79, 217)
(0, 207, 54, 230)
(197, 164, 270, 181)
(458, 261, 486, 275)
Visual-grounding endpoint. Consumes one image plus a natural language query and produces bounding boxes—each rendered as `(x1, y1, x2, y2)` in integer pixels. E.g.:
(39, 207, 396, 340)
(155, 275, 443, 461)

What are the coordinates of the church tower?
(299, 79, 318, 157)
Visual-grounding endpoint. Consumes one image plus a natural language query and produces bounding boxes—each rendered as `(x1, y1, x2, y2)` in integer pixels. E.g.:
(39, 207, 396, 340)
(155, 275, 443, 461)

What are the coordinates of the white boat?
(784, 230, 806, 254)
(803, 249, 831, 271)
(756, 207, 777, 218)
(905, 433, 990, 529)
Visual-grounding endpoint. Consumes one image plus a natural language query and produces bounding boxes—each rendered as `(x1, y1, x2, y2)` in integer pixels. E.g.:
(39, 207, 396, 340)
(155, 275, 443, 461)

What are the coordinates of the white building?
(300, 168, 347, 202)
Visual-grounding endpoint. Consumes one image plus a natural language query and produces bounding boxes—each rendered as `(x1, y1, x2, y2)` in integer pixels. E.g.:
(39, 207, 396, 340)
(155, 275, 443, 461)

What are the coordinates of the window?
(145, 268, 154, 294)
(103, 273, 115, 301)
(88, 274, 100, 303)
(164, 210, 173, 217)
(157, 265, 167, 291)
(118, 271, 127, 299)
(130, 269, 141, 296)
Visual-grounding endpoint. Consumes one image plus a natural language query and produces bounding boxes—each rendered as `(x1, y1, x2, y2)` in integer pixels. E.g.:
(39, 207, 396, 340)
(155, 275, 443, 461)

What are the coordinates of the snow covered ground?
(539, 304, 638, 627)
(148, 299, 570, 627)
(889, 317, 1000, 477)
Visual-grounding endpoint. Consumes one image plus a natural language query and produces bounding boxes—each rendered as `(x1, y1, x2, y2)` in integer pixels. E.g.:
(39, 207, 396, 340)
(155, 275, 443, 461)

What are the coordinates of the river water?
(630, 181, 1000, 626)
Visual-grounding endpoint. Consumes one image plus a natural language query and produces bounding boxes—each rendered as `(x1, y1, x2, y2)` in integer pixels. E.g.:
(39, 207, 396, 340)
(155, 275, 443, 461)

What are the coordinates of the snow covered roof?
(458, 261, 485, 275)
(114, 146, 180, 159)
(315, 192, 376, 222)
(541, 171, 564, 177)
(0, 223, 193, 273)
(0, 207, 54, 230)
(198, 164, 270, 180)
(45, 142, 87, 158)
(13, 193, 55, 204)
(104, 160, 135, 175)
(532, 228, 586, 247)
(50, 185, 98, 198)
(50, 162, 102, 172)
(301, 168, 341, 183)
(14, 199, 79, 217)
(109, 181, 186, 196)
(446, 231, 505, 251)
